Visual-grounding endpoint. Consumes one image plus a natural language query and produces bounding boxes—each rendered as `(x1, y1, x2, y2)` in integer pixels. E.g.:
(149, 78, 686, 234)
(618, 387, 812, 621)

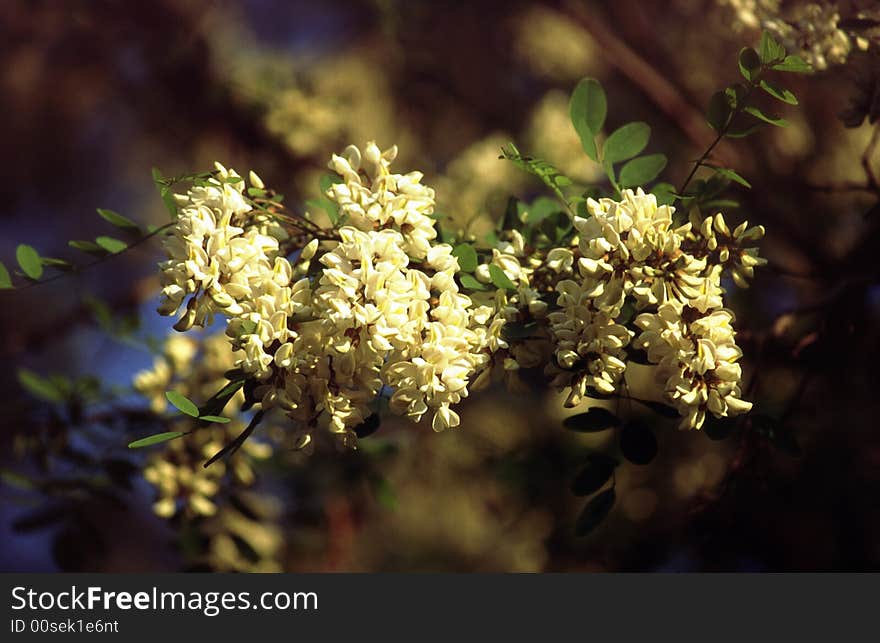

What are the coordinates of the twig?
(9, 222, 174, 291)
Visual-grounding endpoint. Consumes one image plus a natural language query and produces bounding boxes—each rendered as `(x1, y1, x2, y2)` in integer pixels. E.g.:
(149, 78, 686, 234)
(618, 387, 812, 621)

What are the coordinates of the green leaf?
(569, 78, 606, 161)
(17, 369, 64, 403)
(706, 91, 733, 131)
(199, 415, 231, 424)
(651, 182, 676, 207)
(452, 244, 478, 273)
(0, 261, 12, 289)
(459, 274, 487, 291)
(305, 197, 339, 225)
(16, 245, 42, 280)
(562, 407, 620, 432)
(759, 79, 798, 105)
(95, 236, 127, 254)
(575, 488, 615, 536)
(744, 106, 788, 127)
(39, 257, 74, 271)
(603, 122, 651, 164)
(500, 144, 572, 202)
(96, 208, 141, 234)
(738, 47, 762, 81)
(772, 55, 812, 73)
(488, 264, 516, 290)
(759, 31, 786, 65)
(620, 422, 658, 465)
(319, 173, 343, 194)
(199, 379, 245, 418)
(713, 167, 752, 188)
(128, 432, 186, 449)
(571, 454, 618, 496)
(69, 240, 106, 256)
(618, 154, 667, 187)
(165, 391, 199, 417)
(524, 196, 563, 224)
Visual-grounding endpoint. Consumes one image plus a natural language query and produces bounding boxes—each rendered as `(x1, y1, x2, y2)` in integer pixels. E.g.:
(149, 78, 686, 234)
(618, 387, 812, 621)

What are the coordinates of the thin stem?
(678, 78, 758, 196)
(11, 222, 175, 291)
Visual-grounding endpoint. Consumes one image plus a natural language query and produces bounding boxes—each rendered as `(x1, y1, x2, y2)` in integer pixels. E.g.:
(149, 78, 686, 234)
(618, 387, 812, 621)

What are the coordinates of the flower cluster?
(157, 143, 501, 448)
(155, 140, 764, 444)
(544, 189, 760, 429)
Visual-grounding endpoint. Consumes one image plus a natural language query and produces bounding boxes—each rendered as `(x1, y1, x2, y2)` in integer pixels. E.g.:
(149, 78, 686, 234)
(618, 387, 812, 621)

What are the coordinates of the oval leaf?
(620, 422, 658, 465)
(706, 91, 733, 131)
(198, 415, 231, 424)
(619, 154, 667, 187)
(488, 264, 516, 290)
(0, 261, 12, 289)
(459, 273, 487, 291)
(95, 236, 128, 254)
(759, 79, 798, 105)
(570, 78, 606, 161)
(575, 488, 615, 537)
(571, 454, 618, 496)
(97, 208, 141, 234)
(772, 55, 812, 73)
(714, 167, 752, 188)
(165, 391, 199, 417)
(738, 47, 761, 80)
(452, 244, 478, 273)
(603, 122, 651, 165)
(128, 431, 186, 449)
(68, 240, 107, 256)
(17, 369, 63, 403)
(744, 106, 789, 127)
(16, 244, 43, 280)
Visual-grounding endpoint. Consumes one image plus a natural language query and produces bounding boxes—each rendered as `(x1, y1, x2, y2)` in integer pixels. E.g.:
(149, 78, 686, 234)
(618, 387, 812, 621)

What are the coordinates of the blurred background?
(1, 0, 879, 572)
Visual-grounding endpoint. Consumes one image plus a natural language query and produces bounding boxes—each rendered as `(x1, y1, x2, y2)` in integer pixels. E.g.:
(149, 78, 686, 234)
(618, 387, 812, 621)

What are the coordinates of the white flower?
(634, 301, 751, 430)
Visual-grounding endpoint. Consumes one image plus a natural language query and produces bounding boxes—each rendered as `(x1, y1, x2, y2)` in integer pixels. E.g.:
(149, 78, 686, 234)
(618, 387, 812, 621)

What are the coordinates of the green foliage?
(16, 244, 43, 280)
(306, 197, 339, 225)
(488, 264, 516, 290)
(198, 415, 231, 424)
(452, 243, 478, 272)
(575, 488, 615, 537)
(759, 79, 798, 105)
(619, 154, 668, 188)
(706, 91, 733, 131)
(0, 261, 12, 289)
(738, 47, 762, 81)
(571, 453, 618, 496)
(603, 122, 651, 164)
(68, 240, 106, 256)
(713, 167, 752, 188)
(95, 236, 127, 254)
(500, 143, 572, 204)
(563, 407, 620, 432)
(165, 391, 200, 418)
(96, 208, 141, 234)
(759, 30, 787, 65)
(569, 78, 607, 161)
(772, 55, 812, 73)
(651, 182, 677, 206)
(17, 369, 65, 403)
(128, 431, 186, 449)
(743, 105, 788, 127)
(458, 273, 486, 291)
